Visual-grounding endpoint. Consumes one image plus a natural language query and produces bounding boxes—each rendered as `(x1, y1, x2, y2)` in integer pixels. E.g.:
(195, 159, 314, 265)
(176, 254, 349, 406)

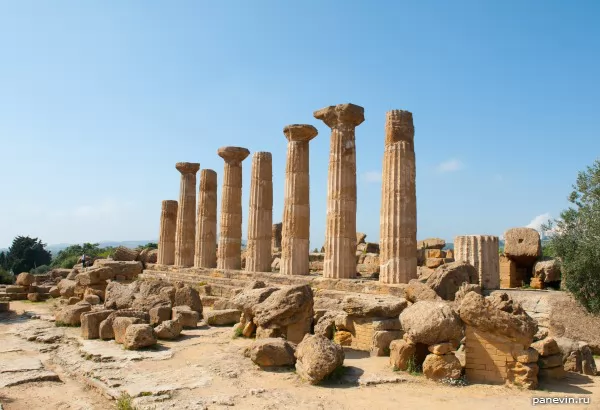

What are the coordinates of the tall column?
(246, 152, 273, 272)
(272, 223, 282, 252)
(454, 235, 500, 290)
(379, 110, 417, 284)
(217, 146, 250, 270)
(194, 169, 218, 268)
(174, 162, 200, 267)
(157, 200, 178, 265)
(314, 103, 364, 279)
(280, 124, 318, 276)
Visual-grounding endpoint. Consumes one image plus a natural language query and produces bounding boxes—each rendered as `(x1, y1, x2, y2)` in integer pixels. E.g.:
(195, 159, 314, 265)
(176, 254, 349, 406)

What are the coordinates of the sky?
(0, 0, 599, 249)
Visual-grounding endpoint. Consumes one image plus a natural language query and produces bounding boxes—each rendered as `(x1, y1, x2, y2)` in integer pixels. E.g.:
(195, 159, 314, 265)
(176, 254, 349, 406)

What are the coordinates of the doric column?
(174, 162, 200, 267)
(454, 235, 500, 290)
(314, 103, 364, 279)
(217, 146, 250, 270)
(379, 110, 417, 284)
(157, 200, 178, 265)
(194, 169, 218, 268)
(272, 223, 282, 252)
(246, 152, 273, 272)
(280, 124, 318, 276)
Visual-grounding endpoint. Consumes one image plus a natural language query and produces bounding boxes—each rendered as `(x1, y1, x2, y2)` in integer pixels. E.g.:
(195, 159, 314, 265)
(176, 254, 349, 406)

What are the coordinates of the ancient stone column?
(217, 146, 250, 270)
(272, 223, 282, 252)
(157, 200, 178, 265)
(194, 169, 218, 268)
(174, 162, 200, 267)
(245, 152, 273, 272)
(454, 235, 500, 290)
(280, 124, 318, 276)
(379, 110, 417, 284)
(314, 103, 364, 279)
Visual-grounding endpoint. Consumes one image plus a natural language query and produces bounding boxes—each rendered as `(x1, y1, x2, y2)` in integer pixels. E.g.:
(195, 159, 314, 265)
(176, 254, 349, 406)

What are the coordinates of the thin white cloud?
(437, 159, 464, 173)
(526, 213, 552, 233)
(362, 171, 382, 183)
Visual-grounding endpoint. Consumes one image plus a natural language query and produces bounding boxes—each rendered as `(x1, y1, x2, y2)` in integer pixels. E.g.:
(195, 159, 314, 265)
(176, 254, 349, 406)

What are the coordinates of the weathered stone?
(149, 306, 172, 326)
(533, 259, 561, 283)
(204, 309, 241, 326)
(272, 223, 283, 251)
(389, 339, 417, 370)
(459, 292, 537, 347)
(507, 361, 539, 390)
(157, 200, 178, 265)
(315, 103, 364, 279)
(172, 306, 199, 328)
(56, 302, 91, 326)
(174, 284, 203, 314)
(356, 232, 367, 245)
(426, 261, 477, 301)
(217, 147, 250, 270)
(49, 286, 60, 298)
(422, 353, 462, 381)
(454, 235, 500, 290)
(400, 301, 463, 345)
(113, 317, 143, 344)
(92, 260, 142, 280)
(295, 334, 345, 384)
(155, 319, 183, 340)
(334, 330, 353, 346)
(194, 169, 217, 268)
(68, 296, 81, 305)
(252, 285, 314, 330)
(104, 281, 137, 310)
(57, 279, 76, 298)
(538, 366, 566, 379)
(16, 272, 35, 287)
(27, 293, 43, 302)
(504, 228, 542, 267)
(314, 311, 341, 339)
(246, 152, 273, 273)
(99, 309, 150, 340)
(425, 258, 445, 269)
(428, 342, 454, 355)
(81, 310, 113, 339)
(418, 238, 445, 250)
(243, 321, 256, 338)
(372, 318, 402, 331)
(512, 346, 539, 364)
(538, 354, 563, 368)
(341, 294, 408, 318)
(83, 294, 101, 305)
(174, 162, 200, 267)
(229, 287, 279, 318)
(453, 283, 482, 304)
(580, 343, 597, 376)
(531, 337, 561, 357)
(250, 338, 296, 367)
(123, 324, 157, 350)
(113, 246, 140, 262)
(281, 125, 318, 276)
(371, 330, 403, 357)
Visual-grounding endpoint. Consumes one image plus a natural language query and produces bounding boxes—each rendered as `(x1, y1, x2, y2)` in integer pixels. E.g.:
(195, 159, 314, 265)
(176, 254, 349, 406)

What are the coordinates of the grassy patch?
(406, 355, 422, 376)
(116, 392, 136, 410)
(55, 321, 79, 327)
(232, 326, 244, 339)
(197, 281, 207, 286)
(139, 392, 152, 397)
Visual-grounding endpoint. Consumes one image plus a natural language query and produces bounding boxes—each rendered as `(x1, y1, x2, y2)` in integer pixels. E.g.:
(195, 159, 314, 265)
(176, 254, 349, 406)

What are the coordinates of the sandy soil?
(1, 301, 598, 410)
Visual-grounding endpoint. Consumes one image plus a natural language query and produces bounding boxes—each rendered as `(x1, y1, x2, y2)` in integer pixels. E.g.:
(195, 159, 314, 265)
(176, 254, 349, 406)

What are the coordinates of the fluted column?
(272, 223, 282, 252)
(246, 152, 273, 272)
(280, 124, 318, 276)
(174, 162, 200, 267)
(194, 169, 218, 268)
(454, 235, 500, 290)
(157, 200, 178, 265)
(217, 146, 250, 270)
(379, 110, 417, 284)
(314, 103, 364, 279)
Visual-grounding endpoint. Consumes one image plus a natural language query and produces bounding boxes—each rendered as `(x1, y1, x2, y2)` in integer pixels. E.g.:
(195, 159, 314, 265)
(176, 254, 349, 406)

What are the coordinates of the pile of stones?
(501, 227, 561, 289)
(417, 237, 455, 270)
(532, 337, 566, 380)
(0, 272, 57, 302)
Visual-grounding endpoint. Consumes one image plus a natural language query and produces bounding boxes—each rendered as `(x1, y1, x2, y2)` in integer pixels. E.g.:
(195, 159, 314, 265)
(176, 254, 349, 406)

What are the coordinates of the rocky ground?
(1, 301, 598, 410)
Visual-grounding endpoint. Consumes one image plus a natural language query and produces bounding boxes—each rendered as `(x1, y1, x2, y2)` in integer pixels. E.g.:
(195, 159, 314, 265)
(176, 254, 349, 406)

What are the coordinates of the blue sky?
(0, 1, 598, 249)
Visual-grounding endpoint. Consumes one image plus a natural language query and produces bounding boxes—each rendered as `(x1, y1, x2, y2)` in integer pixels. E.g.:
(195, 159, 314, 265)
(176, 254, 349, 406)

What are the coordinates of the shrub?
(546, 159, 600, 314)
(0, 268, 13, 285)
(116, 392, 136, 410)
(60, 255, 80, 269)
(31, 264, 51, 274)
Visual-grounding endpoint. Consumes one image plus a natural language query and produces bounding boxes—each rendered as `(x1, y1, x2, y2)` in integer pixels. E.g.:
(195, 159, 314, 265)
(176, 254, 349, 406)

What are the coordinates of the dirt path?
(1, 301, 598, 410)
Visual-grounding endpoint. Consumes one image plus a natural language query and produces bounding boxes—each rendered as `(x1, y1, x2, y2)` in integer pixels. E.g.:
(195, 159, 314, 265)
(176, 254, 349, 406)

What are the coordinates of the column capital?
(314, 103, 364, 128)
(218, 146, 250, 164)
(175, 162, 200, 174)
(385, 110, 414, 144)
(283, 124, 318, 142)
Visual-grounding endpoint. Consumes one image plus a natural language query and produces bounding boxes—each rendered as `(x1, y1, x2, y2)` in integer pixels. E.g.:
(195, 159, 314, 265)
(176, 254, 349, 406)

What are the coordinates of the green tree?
(4, 236, 52, 274)
(51, 243, 114, 269)
(545, 159, 600, 314)
(136, 242, 158, 251)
